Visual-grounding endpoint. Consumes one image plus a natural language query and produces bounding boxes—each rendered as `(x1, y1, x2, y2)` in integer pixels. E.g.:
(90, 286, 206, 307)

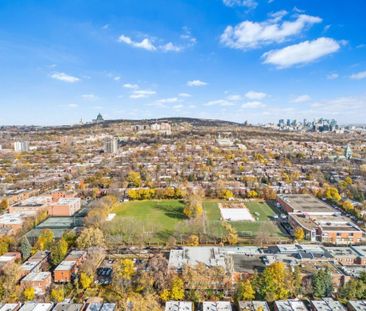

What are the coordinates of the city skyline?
(0, 0, 366, 125)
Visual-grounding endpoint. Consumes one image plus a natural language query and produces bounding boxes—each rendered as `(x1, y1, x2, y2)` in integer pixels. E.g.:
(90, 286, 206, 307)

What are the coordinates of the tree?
(170, 276, 185, 301)
(0, 262, 22, 300)
(0, 199, 9, 211)
(127, 171, 142, 187)
(294, 227, 305, 241)
(324, 187, 341, 202)
(222, 222, 238, 245)
(51, 287, 64, 302)
(217, 187, 234, 200)
(34, 229, 54, 251)
(76, 227, 105, 249)
(23, 287, 35, 301)
(0, 238, 9, 256)
(247, 190, 258, 198)
(20, 236, 32, 260)
(160, 289, 170, 302)
(121, 293, 162, 311)
(236, 278, 255, 301)
(312, 268, 333, 298)
(186, 235, 199, 246)
(51, 238, 68, 265)
(80, 272, 93, 289)
(183, 187, 204, 219)
(114, 258, 135, 281)
(257, 262, 290, 302)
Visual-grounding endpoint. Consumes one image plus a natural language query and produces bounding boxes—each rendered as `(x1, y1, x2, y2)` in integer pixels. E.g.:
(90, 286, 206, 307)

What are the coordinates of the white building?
(14, 141, 30, 152)
(104, 137, 118, 154)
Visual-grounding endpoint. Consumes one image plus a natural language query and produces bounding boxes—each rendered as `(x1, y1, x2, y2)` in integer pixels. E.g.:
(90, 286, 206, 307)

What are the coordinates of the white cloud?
(241, 101, 266, 109)
(291, 94, 311, 103)
(350, 71, 366, 80)
(118, 35, 156, 51)
(123, 83, 139, 89)
(180, 27, 197, 46)
(310, 96, 365, 115)
(81, 94, 99, 101)
(68, 103, 78, 108)
(178, 93, 191, 97)
(173, 104, 184, 110)
(226, 94, 242, 101)
(245, 91, 267, 100)
(187, 80, 207, 87)
(161, 42, 182, 52)
(223, 0, 258, 9)
(130, 90, 156, 99)
(263, 37, 340, 68)
(156, 97, 179, 104)
(118, 34, 186, 53)
(50, 72, 80, 83)
(221, 14, 321, 49)
(327, 73, 339, 80)
(205, 99, 235, 107)
(114, 76, 121, 81)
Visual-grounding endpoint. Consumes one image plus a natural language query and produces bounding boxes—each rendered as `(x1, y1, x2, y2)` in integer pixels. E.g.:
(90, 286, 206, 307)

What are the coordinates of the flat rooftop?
(22, 272, 51, 282)
(168, 247, 228, 270)
(275, 300, 309, 311)
(202, 301, 232, 311)
(348, 301, 366, 311)
(53, 304, 84, 311)
(311, 298, 346, 311)
(279, 194, 336, 214)
(165, 301, 193, 311)
(55, 260, 76, 271)
(238, 301, 270, 311)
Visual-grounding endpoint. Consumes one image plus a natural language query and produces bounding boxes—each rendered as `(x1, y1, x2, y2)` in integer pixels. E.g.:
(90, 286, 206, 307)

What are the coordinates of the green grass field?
(230, 201, 284, 237)
(109, 199, 286, 243)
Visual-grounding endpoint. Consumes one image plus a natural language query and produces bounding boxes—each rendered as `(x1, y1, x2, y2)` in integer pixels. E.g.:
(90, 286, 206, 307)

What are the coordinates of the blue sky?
(0, 0, 365, 125)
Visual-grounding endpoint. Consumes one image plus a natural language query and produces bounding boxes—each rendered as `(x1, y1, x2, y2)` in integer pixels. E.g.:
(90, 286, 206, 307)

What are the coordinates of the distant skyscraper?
(14, 141, 29, 152)
(104, 137, 118, 154)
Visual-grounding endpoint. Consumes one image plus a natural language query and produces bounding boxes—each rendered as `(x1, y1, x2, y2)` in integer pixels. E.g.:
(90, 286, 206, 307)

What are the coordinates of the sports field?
(108, 199, 286, 243)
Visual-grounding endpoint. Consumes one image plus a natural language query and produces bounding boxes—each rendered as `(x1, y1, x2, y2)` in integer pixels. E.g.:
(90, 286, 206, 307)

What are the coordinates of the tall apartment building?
(104, 137, 118, 154)
(14, 141, 30, 152)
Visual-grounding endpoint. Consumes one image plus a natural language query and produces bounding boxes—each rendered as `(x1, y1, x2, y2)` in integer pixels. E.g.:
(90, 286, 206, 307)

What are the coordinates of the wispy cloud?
(130, 89, 156, 99)
(50, 72, 80, 83)
(118, 31, 192, 53)
(155, 97, 180, 104)
(187, 80, 207, 87)
(245, 91, 267, 100)
(81, 94, 99, 101)
(205, 99, 235, 107)
(291, 94, 311, 103)
(221, 13, 321, 49)
(118, 35, 157, 51)
(241, 101, 266, 109)
(178, 93, 191, 97)
(263, 37, 340, 68)
(223, 0, 258, 9)
(350, 71, 366, 80)
(123, 83, 139, 89)
(327, 73, 339, 80)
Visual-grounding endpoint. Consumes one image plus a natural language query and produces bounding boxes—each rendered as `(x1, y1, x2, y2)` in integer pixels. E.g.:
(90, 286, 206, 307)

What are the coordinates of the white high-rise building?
(14, 141, 30, 152)
(104, 137, 118, 154)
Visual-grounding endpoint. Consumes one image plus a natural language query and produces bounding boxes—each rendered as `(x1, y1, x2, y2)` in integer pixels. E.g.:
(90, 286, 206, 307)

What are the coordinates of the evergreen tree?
(20, 236, 32, 260)
(312, 268, 333, 298)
